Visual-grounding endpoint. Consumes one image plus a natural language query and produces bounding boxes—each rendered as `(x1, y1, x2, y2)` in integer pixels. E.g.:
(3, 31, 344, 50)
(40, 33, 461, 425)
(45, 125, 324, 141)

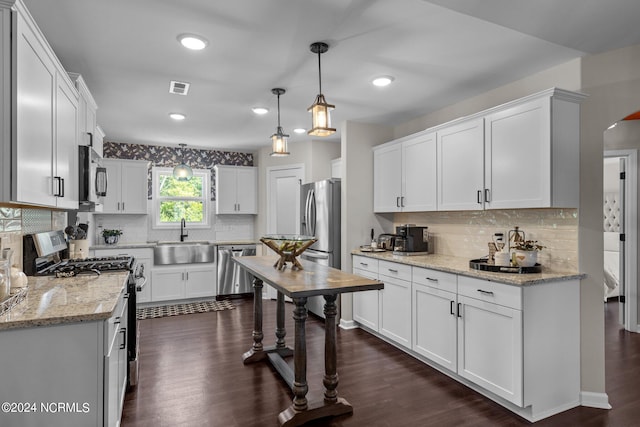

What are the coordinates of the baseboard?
(580, 391, 611, 409)
(339, 319, 358, 330)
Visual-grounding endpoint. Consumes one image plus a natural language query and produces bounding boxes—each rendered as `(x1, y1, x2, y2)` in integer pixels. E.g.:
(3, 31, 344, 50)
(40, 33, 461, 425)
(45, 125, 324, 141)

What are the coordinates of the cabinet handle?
(117, 202, 120, 211)
(186, 272, 189, 281)
(122, 202, 125, 211)
(426, 277, 438, 283)
(396, 197, 400, 208)
(119, 328, 127, 350)
(450, 300, 455, 316)
(360, 262, 368, 267)
(60, 178, 65, 197)
(457, 302, 462, 318)
(53, 176, 62, 197)
(388, 268, 398, 273)
(114, 316, 120, 325)
(484, 188, 490, 203)
(477, 289, 494, 296)
(401, 196, 405, 207)
(477, 190, 482, 204)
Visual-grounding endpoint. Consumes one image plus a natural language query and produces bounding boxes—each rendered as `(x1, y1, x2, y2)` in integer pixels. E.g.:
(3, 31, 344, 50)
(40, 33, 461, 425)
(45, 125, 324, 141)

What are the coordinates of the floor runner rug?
(137, 299, 235, 320)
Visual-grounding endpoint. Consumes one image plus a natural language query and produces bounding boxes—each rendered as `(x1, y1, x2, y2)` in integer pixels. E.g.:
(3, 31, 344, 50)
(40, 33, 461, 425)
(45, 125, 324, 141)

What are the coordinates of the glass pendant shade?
(270, 128, 289, 157)
(173, 143, 193, 181)
(307, 94, 335, 136)
(269, 88, 290, 157)
(308, 42, 336, 137)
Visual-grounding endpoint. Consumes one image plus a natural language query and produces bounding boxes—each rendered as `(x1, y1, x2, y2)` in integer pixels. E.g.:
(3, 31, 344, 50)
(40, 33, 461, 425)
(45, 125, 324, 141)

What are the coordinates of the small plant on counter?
(102, 229, 122, 245)
(513, 240, 545, 251)
(101, 229, 123, 237)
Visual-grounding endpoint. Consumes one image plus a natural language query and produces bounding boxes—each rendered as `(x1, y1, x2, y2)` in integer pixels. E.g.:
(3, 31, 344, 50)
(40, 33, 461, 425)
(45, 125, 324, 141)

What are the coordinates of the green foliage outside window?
(157, 174, 205, 223)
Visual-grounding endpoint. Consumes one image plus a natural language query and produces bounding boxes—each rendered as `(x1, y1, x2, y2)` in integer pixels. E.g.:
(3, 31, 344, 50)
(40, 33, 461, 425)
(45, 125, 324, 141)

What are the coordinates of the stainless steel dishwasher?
(217, 244, 257, 297)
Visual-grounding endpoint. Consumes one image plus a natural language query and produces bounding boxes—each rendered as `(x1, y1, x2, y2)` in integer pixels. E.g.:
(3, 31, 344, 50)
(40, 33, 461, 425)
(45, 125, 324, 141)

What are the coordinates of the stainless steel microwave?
(78, 146, 107, 212)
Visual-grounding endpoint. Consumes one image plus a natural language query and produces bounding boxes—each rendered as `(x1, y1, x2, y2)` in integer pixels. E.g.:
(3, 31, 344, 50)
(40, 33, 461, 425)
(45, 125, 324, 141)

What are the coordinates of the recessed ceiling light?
(252, 107, 269, 115)
(293, 128, 306, 134)
(169, 113, 186, 121)
(372, 76, 395, 87)
(177, 33, 208, 50)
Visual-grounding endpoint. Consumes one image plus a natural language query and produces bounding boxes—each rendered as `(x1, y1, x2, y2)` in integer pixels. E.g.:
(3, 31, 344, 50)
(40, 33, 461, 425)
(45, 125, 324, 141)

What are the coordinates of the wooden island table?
(233, 256, 384, 427)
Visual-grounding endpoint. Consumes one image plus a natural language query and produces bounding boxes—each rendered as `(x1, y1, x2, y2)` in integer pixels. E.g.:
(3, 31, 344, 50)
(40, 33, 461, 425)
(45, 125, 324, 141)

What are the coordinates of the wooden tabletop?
(233, 256, 383, 298)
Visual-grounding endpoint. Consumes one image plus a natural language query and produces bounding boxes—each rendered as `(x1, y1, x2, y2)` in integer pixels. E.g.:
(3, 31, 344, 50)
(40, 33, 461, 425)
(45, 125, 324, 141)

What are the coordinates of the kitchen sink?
(153, 242, 215, 265)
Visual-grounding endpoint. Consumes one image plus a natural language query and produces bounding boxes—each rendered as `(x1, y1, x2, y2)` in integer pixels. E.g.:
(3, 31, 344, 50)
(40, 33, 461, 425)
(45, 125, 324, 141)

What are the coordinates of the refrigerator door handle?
(303, 190, 312, 235)
(303, 251, 329, 260)
(309, 189, 317, 237)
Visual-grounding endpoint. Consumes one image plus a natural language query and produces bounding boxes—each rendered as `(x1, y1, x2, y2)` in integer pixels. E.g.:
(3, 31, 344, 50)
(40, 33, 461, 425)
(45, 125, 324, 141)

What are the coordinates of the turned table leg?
(242, 277, 265, 363)
(292, 297, 309, 411)
(275, 291, 287, 350)
(323, 294, 339, 403)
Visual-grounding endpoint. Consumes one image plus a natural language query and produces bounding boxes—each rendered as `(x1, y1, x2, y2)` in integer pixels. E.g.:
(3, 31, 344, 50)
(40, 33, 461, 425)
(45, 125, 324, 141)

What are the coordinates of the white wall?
(340, 120, 394, 323)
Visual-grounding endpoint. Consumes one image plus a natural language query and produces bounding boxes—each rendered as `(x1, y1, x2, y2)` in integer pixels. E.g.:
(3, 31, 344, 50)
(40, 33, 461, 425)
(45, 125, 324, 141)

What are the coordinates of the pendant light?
(307, 42, 336, 137)
(173, 143, 193, 181)
(270, 88, 290, 157)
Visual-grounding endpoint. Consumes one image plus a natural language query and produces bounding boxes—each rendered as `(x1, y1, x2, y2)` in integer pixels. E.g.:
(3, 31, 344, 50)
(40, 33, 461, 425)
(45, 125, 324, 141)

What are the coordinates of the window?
(152, 167, 210, 228)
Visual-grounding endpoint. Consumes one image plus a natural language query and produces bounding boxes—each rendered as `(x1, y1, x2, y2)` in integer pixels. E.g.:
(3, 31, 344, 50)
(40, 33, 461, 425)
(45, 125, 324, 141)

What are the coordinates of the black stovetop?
(37, 255, 134, 277)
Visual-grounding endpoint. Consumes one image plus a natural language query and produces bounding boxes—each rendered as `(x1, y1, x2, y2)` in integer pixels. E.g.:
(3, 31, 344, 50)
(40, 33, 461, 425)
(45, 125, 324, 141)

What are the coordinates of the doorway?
(265, 164, 305, 299)
(603, 150, 638, 332)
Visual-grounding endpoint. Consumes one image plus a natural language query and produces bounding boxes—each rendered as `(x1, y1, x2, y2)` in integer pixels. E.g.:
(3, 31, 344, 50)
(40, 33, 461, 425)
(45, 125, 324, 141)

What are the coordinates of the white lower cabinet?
(412, 267, 458, 372)
(352, 255, 580, 422)
(352, 255, 380, 331)
(378, 260, 412, 349)
(0, 288, 129, 427)
(457, 293, 523, 405)
(151, 264, 216, 302)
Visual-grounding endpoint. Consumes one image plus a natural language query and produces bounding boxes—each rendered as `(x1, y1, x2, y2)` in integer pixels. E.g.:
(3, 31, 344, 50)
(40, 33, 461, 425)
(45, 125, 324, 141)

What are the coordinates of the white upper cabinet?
(214, 165, 257, 214)
(54, 73, 79, 209)
(373, 142, 402, 212)
(68, 73, 98, 148)
(102, 158, 149, 214)
(484, 91, 583, 209)
(373, 131, 437, 212)
(437, 118, 485, 211)
(372, 88, 585, 213)
(10, 4, 79, 208)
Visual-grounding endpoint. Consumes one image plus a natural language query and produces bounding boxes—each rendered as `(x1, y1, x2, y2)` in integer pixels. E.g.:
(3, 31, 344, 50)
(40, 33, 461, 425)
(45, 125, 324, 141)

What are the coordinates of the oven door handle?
(135, 274, 147, 292)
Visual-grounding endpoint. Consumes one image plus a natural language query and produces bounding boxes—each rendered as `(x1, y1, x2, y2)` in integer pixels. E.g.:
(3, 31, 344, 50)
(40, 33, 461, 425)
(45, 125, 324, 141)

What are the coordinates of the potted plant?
(512, 240, 545, 267)
(102, 229, 122, 245)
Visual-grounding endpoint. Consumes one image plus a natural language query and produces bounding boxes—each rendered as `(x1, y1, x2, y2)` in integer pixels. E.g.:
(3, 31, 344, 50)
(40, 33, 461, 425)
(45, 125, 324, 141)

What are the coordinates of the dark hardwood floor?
(121, 298, 640, 427)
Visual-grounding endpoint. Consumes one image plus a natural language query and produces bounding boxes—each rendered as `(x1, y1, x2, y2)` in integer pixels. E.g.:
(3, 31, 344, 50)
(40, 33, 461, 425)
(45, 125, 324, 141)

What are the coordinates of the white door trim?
(604, 149, 638, 332)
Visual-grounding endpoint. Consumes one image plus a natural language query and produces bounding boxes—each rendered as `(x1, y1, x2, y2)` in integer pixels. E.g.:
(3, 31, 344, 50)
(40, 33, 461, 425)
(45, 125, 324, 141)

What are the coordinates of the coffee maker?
(394, 224, 431, 254)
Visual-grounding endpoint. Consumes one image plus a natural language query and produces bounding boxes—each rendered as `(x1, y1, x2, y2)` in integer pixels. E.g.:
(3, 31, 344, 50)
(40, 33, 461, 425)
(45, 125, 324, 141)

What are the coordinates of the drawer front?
(412, 266, 457, 293)
(353, 268, 378, 281)
(379, 260, 412, 282)
(353, 255, 379, 275)
(458, 275, 522, 310)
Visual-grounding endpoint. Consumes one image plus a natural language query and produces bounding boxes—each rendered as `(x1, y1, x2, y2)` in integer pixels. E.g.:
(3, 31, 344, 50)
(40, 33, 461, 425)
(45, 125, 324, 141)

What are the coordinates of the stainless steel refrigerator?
(300, 178, 341, 318)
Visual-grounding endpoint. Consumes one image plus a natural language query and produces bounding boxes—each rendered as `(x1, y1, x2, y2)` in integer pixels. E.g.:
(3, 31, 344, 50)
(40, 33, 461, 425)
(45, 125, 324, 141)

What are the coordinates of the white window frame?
(152, 167, 211, 229)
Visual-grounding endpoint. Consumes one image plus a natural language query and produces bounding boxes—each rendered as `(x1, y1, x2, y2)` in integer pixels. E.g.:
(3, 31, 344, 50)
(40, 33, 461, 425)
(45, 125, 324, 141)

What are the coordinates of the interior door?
(266, 165, 304, 300)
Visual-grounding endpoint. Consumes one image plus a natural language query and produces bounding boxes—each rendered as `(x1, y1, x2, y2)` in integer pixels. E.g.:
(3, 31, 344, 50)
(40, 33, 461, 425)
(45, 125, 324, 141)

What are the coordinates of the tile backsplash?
(395, 208, 578, 272)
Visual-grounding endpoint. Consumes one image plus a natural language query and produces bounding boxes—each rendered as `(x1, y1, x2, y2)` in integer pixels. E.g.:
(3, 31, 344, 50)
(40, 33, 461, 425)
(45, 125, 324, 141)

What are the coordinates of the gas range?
(36, 255, 135, 278)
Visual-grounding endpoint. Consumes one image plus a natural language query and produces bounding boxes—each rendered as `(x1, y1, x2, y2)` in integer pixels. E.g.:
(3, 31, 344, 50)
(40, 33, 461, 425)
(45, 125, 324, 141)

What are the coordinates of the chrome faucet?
(180, 218, 188, 242)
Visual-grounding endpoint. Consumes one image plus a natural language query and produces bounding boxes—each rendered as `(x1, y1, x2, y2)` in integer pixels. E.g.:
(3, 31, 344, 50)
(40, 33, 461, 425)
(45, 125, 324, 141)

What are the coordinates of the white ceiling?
(21, 0, 640, 153)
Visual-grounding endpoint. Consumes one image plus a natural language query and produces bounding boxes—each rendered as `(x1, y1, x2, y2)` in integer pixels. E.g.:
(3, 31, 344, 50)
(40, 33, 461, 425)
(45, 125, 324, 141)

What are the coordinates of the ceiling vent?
(169, 80, 190, 95)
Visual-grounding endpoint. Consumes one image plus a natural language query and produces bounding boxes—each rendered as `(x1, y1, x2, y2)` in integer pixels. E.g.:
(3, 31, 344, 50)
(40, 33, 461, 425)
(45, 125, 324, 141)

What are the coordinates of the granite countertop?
(352, 250, 584, 286)
(91, 240, 259, 250)
(0, 272, 129, 330)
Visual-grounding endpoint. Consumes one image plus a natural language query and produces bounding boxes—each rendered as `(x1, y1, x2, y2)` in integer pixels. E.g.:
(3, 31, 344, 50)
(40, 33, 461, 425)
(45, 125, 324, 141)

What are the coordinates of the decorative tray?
(0, 286, 28, 316)
(359, 245, 386, 252)
(469, 259, 542, 274)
